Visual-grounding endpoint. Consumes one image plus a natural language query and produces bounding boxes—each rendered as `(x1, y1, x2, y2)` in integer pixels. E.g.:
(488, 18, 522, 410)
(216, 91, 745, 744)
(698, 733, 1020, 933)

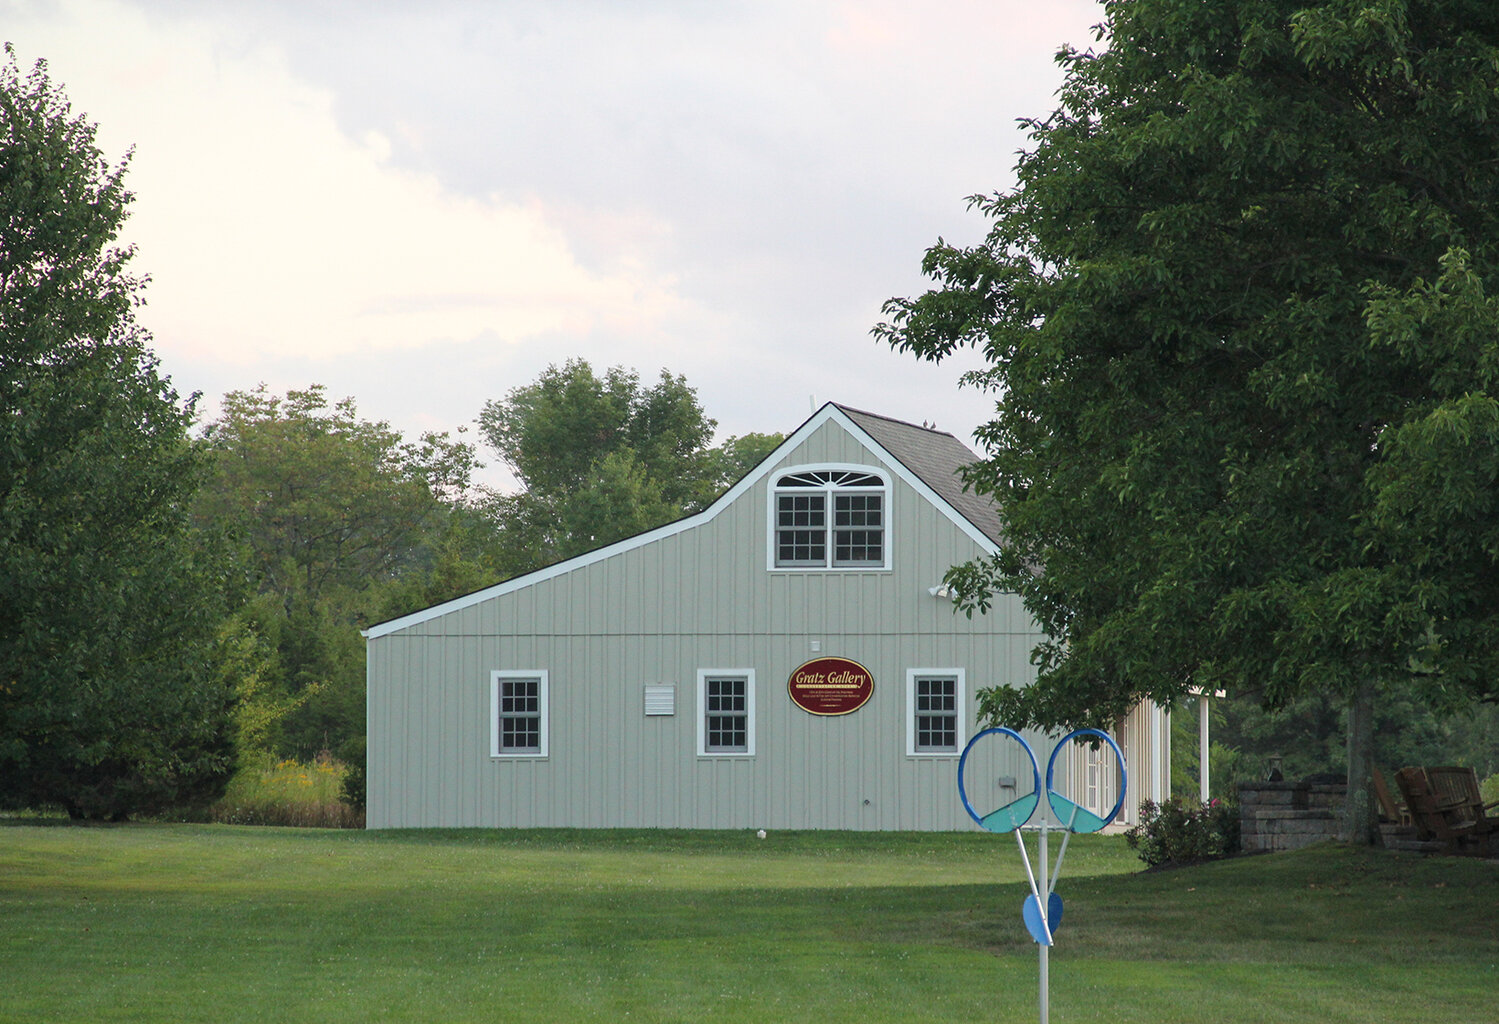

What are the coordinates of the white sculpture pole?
(1037, 817, 1050, 1024)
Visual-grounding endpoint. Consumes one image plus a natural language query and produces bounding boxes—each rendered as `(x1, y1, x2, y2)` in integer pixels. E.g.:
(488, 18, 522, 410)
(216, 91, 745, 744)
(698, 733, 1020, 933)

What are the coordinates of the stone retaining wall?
(1239, 781, 1345, 852)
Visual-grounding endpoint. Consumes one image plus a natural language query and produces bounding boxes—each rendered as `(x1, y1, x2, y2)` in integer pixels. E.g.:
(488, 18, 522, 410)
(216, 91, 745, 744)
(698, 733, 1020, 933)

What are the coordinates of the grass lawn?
(1, 822, 1495, 1023)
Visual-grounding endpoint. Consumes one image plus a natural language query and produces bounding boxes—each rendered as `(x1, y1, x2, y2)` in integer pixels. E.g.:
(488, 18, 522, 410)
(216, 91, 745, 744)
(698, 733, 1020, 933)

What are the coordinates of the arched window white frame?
(766, 465, 890, 571)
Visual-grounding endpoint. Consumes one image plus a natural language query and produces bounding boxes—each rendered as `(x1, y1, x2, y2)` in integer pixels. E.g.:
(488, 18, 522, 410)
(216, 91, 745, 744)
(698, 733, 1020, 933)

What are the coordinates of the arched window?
(769, 467, 889, 569)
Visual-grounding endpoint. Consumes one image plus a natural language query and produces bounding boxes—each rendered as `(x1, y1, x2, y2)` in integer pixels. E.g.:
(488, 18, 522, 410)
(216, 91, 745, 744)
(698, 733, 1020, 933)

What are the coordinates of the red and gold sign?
(788, 657, 874, 716)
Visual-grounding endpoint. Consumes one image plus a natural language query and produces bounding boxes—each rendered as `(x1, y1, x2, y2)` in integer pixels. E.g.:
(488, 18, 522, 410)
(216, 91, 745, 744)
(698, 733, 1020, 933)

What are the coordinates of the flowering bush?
(206, 753, 363, 828)
(1124, 797, 1240, 868)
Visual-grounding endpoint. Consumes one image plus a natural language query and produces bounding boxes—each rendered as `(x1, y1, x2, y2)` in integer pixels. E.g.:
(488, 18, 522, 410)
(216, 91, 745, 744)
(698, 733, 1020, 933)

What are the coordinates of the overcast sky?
(5, 0, 1104, 488)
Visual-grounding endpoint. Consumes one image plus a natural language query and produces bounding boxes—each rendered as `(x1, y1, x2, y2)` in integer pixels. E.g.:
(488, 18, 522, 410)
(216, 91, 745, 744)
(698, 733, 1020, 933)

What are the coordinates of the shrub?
(1124, 797, 1240, 868)
(337, 736, 366, 814)
(206, 753, 363, 828)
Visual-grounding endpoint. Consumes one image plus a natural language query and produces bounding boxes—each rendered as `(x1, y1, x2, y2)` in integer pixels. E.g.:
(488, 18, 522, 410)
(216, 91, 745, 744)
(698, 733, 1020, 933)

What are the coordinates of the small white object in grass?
(756, 829, 767, 839)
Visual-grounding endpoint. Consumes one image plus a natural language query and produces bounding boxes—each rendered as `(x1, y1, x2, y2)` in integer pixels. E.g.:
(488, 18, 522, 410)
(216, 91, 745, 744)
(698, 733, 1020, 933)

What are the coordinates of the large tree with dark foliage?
(195, 384, 478, 759)
(479, 359, 779, 574)
(0, 49, 232, 818)
(877, 0, 1499, 842)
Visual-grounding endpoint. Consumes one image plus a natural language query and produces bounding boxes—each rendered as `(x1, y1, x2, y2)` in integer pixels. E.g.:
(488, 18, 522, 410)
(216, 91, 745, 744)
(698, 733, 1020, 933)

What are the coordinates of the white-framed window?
(491, 670, 549, 758)
(767, 466, 890, 571)
(696, 669, 755, 756)
(906, 669, 965, 756)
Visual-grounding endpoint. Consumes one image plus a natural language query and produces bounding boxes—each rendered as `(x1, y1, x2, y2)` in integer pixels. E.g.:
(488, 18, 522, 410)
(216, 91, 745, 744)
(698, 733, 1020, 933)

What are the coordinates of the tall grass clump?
(207, 752, 363, 828)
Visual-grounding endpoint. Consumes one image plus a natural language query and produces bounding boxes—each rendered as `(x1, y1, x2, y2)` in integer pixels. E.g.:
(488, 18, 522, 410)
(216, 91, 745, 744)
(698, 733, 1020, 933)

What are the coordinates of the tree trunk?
(1342, 679, 1378, 845)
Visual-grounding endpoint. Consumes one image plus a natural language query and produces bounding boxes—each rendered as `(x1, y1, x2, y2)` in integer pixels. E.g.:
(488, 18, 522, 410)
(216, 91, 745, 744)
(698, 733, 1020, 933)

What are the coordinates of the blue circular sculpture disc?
(1044, 728, 1127, 833)
(957, 727, 1042, 833)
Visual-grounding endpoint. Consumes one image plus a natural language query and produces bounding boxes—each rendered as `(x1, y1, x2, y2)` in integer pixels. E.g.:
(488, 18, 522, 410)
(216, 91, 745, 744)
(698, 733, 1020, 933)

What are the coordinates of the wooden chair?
(1393, 766, 1496, 856)
(1424, 766, 1499, 828)
(1372, 766, 1411, 826)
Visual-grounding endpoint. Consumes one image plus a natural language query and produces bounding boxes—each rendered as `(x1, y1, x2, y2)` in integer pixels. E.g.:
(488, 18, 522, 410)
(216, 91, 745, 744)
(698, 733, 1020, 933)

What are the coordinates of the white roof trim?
(363, 403, 999, 639)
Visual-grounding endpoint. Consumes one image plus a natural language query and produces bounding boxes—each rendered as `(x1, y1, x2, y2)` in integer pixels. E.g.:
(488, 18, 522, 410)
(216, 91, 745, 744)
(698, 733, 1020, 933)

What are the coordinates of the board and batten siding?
(367, 411, 1146, 830)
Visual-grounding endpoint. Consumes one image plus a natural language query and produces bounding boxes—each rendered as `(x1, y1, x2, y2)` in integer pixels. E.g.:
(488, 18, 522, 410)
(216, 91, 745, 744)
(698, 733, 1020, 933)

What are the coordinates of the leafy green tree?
(0, 49, 233, 818)
(707, 432, 785, 492)
(197, 385, 480, 756)
(370, 505, 510, 622)
(480, 359, 779, 574)
(211, 615, 310, 772)
(199, 385, 477, 606)
(877, 0, 1499, 842)
(481, 360, 712, 509)
(1362, 252, 1499, 706)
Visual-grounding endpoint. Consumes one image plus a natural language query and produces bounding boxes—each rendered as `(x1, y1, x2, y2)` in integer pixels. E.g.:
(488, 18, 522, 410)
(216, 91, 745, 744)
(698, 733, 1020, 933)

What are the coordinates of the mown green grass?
(0, 823, 1494, 1023)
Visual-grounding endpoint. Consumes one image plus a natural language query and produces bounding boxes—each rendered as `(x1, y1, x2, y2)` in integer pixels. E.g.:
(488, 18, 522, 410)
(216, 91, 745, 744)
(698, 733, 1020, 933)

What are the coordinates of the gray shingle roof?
(835, 405, 1004, 546)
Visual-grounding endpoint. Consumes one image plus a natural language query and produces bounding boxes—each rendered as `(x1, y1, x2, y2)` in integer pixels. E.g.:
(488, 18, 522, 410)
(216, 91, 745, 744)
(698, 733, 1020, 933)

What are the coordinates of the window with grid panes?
(697, 670, 754, 756)
(491, 671, 548, 757)
(775, 492, 826, 565)
(906, 670, 964, 756)
(914, 676, 958, 752)
(704, 676, 747, 752)
(772, 468, 887, 569)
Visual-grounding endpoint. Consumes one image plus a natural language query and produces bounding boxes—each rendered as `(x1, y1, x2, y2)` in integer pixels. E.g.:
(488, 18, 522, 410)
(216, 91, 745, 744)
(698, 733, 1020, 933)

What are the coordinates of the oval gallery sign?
(788, 657, 875, 716)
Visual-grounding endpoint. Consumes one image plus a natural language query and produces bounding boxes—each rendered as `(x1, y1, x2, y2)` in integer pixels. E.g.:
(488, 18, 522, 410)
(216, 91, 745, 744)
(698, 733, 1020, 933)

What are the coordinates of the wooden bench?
(1394, 766, 1499, 856)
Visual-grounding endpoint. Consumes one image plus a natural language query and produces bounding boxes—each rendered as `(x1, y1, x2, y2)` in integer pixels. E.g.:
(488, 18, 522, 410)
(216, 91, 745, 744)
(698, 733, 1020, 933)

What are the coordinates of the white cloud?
(5, 0, 685, 365)
(4, 0, 1102, 484)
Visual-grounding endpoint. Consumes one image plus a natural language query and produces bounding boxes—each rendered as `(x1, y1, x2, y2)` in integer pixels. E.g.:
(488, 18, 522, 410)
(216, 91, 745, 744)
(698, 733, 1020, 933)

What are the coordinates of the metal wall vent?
(644, 685, 675, 716)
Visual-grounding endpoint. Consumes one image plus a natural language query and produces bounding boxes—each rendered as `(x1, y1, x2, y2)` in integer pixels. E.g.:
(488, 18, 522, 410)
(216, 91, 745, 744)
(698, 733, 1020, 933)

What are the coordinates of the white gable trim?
(362, 403, 999, 639)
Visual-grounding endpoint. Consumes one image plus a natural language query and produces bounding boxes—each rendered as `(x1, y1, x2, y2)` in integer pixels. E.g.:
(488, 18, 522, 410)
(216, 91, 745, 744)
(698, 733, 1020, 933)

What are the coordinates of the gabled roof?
(834, 405, 1002, 547)
(363, 402, 1001, 639)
